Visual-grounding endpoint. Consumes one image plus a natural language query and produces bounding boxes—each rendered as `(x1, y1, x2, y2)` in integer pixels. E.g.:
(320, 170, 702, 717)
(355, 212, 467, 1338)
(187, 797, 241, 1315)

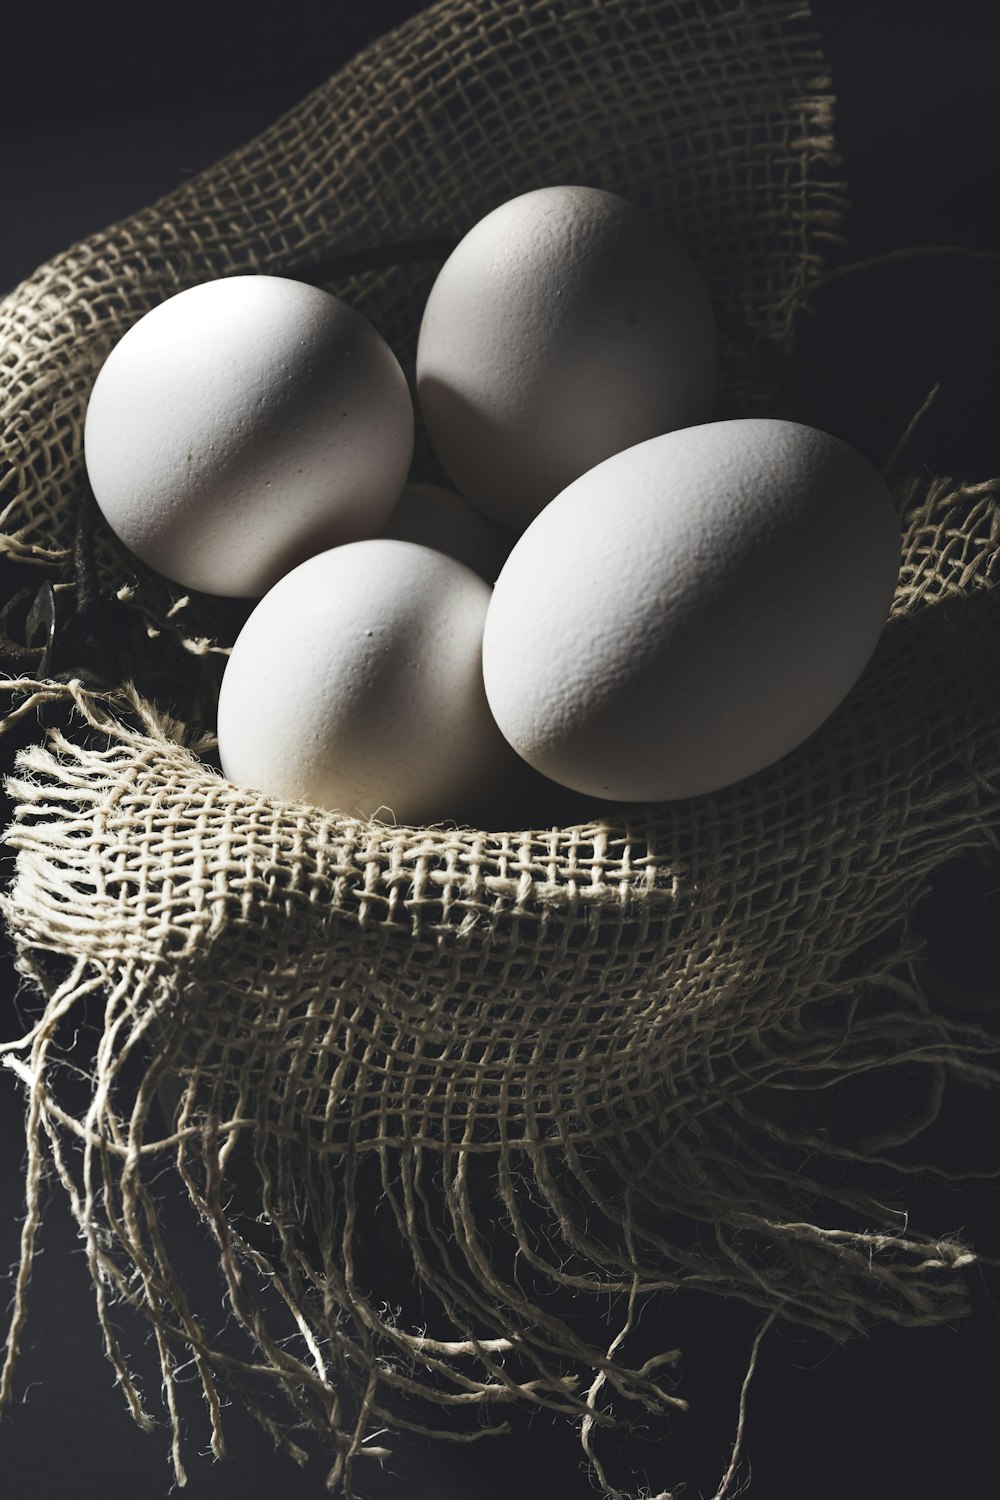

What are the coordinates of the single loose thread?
(708, 1312, 777, 1500)
(763, 242, 1000, 342)
(881, 383, 941, 481)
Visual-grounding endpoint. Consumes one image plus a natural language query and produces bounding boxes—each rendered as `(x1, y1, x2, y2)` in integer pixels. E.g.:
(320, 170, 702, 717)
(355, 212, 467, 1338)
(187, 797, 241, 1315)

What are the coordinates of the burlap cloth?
(1, 2, 998, 1496)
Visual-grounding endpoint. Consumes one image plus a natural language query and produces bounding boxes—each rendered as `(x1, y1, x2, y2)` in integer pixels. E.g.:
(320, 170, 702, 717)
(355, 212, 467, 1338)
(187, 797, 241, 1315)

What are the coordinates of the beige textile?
(1, 2, 998, 1497)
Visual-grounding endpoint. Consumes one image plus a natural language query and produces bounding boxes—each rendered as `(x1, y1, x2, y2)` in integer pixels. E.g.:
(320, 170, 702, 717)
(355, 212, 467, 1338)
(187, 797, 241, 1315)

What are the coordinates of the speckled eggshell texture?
(482, 418, 902, 802)
(84, 275, 414, 597)
(416, 184, 719, 533)
(378, 482, 513, 581)
(216, 539, 516, 825)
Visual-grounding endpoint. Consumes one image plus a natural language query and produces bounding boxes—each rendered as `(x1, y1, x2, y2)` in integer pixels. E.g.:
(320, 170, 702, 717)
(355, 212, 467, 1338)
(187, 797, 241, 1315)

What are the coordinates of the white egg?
(416, 184, 718, 533)
(378, 482, 513, 581)
(84, 275, 414, 597)
(482, 419, 901, 802)
(217, 539, 516, 825)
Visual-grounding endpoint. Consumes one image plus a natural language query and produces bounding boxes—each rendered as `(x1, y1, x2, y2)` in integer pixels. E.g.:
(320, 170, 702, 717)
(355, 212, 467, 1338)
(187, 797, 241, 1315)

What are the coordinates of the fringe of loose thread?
(1, 681, 998, 1498)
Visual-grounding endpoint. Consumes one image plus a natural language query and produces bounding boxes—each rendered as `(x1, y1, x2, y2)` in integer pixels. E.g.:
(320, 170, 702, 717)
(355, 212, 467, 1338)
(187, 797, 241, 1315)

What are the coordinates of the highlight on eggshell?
(415, 183, 719, 534)
(481, 418, 902, 803)
(84, 274, 414, 598)
(216, 539, 521, 826)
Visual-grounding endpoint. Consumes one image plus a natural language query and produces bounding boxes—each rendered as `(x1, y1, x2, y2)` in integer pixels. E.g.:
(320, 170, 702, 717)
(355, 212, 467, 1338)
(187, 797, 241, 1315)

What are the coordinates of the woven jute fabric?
(1, 2, 998, 1497)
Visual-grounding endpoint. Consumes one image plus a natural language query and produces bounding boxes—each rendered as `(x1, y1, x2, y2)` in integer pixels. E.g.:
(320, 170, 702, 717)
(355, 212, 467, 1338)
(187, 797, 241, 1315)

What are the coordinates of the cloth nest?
(1, 1, 998, 1496)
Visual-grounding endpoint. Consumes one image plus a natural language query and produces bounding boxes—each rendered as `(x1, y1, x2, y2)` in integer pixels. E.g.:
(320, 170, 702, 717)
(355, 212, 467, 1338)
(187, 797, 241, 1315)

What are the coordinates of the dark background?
(1, 2, 998, 1497)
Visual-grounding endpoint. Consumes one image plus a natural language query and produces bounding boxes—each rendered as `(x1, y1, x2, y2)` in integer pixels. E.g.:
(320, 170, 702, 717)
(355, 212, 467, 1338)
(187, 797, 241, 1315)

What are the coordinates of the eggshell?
(482, 418, 902, 802)
(378, 482, 513, 581)
(84, 275, 414, 597)
(216, 539, 517, 825)
(416, 184, 718, 532)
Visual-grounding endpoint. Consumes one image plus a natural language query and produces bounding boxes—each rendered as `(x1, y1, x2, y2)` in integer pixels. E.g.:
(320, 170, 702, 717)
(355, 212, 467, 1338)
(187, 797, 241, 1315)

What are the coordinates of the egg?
(416, 184, 718, 533)
(84, 275, 414, 597)
(216, 539, 517, 825)
(378, 482, 513, 581)
(482, 419, 901, 802)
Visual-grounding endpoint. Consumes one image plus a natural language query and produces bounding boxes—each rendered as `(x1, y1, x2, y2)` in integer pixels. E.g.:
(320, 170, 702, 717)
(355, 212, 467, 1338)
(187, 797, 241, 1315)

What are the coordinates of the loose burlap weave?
(1, 1, 999, 1496)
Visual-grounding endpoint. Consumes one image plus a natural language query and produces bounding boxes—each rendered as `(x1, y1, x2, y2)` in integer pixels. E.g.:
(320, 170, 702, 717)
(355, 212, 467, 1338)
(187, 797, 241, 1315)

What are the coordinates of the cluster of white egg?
(84, 185, 901, 825)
